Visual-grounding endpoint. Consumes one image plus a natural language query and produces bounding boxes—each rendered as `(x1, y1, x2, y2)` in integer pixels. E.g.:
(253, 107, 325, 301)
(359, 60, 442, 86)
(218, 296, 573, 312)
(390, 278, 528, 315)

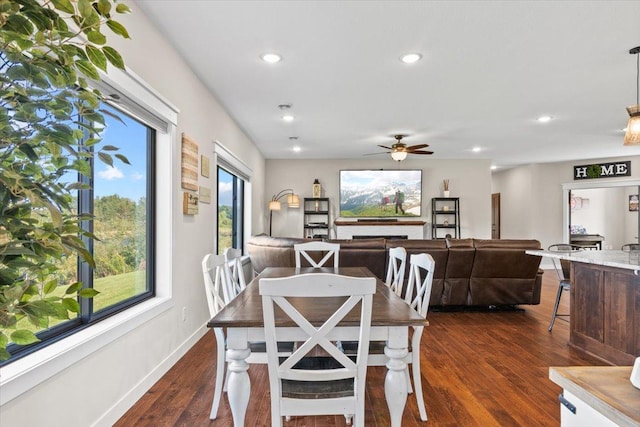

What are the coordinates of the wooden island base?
(570, 261, 639, 366)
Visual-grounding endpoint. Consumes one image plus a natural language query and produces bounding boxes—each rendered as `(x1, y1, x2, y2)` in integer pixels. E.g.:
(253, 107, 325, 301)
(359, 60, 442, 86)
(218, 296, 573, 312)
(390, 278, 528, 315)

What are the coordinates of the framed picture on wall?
(629, 194, 638, 211)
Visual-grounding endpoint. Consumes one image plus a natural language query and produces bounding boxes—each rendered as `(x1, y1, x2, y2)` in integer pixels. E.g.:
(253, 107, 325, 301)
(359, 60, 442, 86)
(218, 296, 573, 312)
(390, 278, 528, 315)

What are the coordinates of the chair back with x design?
(294, 241, 340, 268)
(385, 246, 407, 296)
(259, 273, 375, 426)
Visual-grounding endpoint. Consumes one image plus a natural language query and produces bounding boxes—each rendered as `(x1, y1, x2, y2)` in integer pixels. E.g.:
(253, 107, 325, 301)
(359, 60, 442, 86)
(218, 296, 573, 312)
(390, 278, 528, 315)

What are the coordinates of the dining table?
(207, 266, 428, 427)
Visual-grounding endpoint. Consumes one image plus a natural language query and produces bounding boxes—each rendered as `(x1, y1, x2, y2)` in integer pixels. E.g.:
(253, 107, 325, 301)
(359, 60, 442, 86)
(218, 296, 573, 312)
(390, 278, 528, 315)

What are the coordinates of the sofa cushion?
(247, 234, 308, 273)
(469, 239, 542, 305)
(328, 238, 387, 279)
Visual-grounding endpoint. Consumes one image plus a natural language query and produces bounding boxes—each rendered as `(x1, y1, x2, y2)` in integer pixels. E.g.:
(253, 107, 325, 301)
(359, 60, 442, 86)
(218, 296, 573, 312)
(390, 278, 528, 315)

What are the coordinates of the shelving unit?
(303, 198, 329, 239)
(431, 197, 460, 239)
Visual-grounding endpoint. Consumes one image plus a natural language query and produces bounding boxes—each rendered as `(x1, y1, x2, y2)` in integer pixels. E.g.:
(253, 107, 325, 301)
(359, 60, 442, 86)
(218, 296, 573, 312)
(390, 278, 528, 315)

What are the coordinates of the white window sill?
(0, 296, 173, 405)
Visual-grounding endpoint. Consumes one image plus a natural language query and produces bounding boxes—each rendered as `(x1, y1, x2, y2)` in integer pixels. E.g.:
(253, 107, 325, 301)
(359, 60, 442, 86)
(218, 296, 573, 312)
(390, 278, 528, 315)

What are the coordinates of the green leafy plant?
(586, 164, 602, 179)
(0, 0, 131, 360)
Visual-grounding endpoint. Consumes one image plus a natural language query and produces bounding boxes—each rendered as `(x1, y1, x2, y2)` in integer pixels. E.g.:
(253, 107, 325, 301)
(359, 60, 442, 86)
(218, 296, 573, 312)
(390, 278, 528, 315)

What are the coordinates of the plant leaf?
(78, 288, 99, 298)
(76, 59, 100, 80)
(97, 0, 111, 16)
(102, 46, 125, 70)
(65, 282, 83, 295)
(86, 45, 107, 71)
(106, 19, 130, 39)
(51, 0, 75, 14)
(98, 151, 113, 166)
(4, 14, 35, 36)
(61, 297, 80, 313)
(10, 330, 40, 345)
(114, 153, 130, 165)
(86, 30, 106, 45)
(115, 3, 132, 14)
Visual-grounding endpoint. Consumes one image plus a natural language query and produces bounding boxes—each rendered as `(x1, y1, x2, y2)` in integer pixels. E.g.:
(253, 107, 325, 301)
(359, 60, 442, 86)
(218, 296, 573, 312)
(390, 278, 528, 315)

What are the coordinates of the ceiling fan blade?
(363, 152, 389, 156)
(377, 144, 394, 150)
(410, 150, 434, 155)
(405, 143, 429, 150)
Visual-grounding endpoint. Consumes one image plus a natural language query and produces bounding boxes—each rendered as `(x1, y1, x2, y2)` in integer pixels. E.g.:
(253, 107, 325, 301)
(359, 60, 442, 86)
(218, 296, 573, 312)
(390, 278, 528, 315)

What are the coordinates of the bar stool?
(547, 244, 582, 331)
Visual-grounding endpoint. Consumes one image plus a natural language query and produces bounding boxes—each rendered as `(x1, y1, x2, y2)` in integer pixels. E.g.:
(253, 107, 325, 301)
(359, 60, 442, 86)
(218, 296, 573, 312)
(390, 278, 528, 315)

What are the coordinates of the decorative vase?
(443, 190, 450, 197)
(312, 179, 321, 198)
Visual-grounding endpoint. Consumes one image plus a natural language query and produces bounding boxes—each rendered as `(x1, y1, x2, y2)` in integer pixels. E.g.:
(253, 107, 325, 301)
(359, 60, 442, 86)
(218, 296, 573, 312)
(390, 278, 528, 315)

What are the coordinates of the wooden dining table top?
(207, 266, 427, 329)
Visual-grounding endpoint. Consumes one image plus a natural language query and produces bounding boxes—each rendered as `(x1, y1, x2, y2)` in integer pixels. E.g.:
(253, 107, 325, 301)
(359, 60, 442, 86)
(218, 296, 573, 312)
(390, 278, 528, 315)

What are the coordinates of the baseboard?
(92, 324, 209, 427)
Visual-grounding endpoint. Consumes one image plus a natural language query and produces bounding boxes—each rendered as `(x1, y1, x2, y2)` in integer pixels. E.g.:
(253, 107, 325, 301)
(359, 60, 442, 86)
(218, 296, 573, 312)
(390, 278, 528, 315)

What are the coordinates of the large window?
(217, 166, 244, 254)
(7, 104, 155, 359)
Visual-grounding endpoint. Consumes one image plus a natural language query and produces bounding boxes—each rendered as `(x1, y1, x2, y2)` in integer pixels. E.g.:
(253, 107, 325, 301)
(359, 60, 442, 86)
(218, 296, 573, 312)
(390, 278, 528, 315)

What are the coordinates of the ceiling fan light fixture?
(624, 46, 640, 146)
(391, 150, 408, 161)
(400, 53, 422, 64)
(261, 53, 282, 63)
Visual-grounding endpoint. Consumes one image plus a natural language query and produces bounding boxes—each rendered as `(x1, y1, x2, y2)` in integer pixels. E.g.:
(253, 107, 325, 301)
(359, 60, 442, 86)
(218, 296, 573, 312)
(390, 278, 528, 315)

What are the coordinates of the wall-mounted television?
(339, 169, 422, 217)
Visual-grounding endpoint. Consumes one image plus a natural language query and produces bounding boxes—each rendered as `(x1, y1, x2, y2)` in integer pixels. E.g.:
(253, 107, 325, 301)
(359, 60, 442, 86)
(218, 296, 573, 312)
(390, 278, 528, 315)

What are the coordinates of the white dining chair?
(259, 273, 375, 427)
(402, 253, 436, 421)
(201, 253, 232, 419)
(385, 246, 407, 296)
(341, 252, 434, 421)
(224, 247, 248, 297)
(294, 241, 340, 268)
(202, 252, 294, 420)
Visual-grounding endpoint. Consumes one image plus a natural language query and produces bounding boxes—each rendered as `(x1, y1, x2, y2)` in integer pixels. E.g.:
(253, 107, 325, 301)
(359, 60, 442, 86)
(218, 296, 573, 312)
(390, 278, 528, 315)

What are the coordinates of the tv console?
(334, 220, 426, 239)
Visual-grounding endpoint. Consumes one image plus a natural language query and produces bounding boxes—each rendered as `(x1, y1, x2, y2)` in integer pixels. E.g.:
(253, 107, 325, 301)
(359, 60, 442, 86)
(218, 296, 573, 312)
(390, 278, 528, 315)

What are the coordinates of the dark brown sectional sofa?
(247, 235, 543, 307)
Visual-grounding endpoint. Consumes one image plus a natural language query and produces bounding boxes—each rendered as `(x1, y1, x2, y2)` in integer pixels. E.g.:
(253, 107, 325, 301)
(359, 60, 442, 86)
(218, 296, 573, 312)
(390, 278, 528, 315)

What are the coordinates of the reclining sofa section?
(247, 235, 543, 307)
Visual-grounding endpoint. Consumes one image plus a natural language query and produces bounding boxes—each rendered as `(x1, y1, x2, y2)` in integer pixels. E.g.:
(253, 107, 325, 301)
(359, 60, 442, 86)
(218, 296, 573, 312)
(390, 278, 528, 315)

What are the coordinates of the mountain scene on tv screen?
(340, 180, 421, 217)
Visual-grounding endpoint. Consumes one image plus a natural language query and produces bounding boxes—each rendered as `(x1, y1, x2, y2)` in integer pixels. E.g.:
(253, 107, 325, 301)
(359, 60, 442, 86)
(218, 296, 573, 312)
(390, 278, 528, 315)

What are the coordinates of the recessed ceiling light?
(261, 53, 282, 63)
(537, 115, 553, 123)
(491, 165, 497, 170)
(292, 145, 301, 152)
(400, 53, 422, 64)
(472, 147, 481, 153)
(282, 114, 294, 122)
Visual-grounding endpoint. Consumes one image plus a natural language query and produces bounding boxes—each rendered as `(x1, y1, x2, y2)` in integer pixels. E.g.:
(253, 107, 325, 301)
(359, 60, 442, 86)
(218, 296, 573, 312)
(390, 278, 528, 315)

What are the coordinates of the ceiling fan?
(378, 134, 434, 162)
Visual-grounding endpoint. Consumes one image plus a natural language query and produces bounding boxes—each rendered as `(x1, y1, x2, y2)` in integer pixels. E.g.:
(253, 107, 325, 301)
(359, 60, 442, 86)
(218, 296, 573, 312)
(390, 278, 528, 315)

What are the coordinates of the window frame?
(0, 67, 178, 405)
(214, 141, 253, 254)
(216, 165, 245, 254)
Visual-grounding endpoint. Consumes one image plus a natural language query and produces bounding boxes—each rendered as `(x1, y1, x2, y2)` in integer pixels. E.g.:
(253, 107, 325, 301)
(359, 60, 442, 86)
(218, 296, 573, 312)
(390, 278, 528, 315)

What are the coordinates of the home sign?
(573, 161, 631, 180)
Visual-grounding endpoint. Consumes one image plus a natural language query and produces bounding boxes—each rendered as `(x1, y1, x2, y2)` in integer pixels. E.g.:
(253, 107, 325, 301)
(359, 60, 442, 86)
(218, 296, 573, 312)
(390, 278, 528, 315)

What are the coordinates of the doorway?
(491, 193, 500, 239)
(562, 180, 640, 248)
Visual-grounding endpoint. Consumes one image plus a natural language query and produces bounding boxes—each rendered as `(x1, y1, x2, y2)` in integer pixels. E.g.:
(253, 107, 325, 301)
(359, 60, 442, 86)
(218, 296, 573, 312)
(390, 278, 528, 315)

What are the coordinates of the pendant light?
(624, 46, 640, 146)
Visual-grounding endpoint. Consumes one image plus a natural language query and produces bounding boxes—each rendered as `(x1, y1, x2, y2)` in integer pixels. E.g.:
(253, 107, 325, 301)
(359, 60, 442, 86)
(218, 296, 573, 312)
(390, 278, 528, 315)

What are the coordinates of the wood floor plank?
(115, 270, 607, 426)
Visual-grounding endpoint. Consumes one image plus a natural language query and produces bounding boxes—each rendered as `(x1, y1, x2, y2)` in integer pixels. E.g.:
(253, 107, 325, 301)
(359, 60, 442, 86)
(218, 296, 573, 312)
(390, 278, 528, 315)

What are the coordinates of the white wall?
(0, 2, 265, 426)
(492, 155, 640, 250)
(266, 158, 493, 239)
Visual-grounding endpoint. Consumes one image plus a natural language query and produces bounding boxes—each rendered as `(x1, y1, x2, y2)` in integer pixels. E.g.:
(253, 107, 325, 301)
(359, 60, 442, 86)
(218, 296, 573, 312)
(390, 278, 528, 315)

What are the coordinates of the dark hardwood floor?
(116, 271, 604, 426)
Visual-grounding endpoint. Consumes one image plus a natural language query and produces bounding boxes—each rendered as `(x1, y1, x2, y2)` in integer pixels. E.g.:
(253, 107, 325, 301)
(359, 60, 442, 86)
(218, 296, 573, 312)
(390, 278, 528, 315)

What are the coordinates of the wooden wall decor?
(201, 155, 210, 178)
(183, 192, 199, 215)
(181, 133, 199, 191)
(199, 186, 211, 204)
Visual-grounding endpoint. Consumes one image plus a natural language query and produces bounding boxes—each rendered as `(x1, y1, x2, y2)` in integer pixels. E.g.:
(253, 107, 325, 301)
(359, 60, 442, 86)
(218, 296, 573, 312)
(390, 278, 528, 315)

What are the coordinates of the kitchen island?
(527, 249, 640, 365)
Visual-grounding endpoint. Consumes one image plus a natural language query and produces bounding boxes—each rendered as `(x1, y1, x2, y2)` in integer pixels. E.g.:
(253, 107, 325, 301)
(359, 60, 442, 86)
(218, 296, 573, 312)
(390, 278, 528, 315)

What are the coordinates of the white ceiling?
(136, 1, 640, 169)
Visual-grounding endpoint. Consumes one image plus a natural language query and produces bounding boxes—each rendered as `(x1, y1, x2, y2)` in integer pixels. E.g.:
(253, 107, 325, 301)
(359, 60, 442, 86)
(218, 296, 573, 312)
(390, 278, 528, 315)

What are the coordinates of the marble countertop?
(549, 366, 640, 427)
(526, 249, 640, 272)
